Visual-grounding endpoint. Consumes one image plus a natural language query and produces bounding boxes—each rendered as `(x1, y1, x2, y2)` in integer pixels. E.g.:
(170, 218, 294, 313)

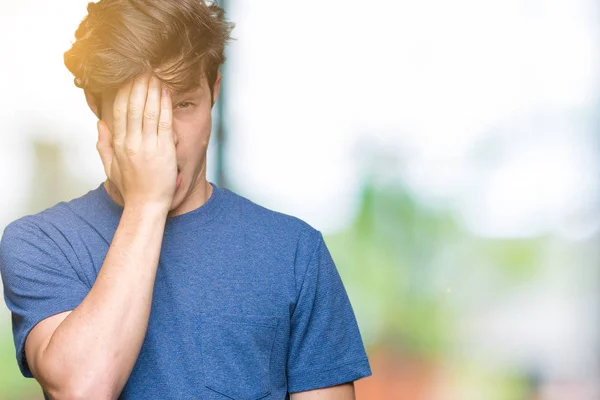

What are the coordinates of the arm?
(291, 383, 355, 400)
(24, 74, 178, 400)
(27, 205, 168, 399)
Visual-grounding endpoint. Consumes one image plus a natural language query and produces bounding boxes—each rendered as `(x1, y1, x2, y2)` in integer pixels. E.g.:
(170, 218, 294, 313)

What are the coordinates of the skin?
(22, 71, 355, 399)
(96, 73, 219, 217)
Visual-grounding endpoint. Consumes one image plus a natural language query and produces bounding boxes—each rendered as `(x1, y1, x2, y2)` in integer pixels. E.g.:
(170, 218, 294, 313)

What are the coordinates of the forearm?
(37, 205, 168, 399)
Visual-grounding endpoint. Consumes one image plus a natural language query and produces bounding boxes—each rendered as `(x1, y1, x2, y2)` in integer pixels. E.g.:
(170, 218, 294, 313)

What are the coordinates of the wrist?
(122, 201, 170, 221)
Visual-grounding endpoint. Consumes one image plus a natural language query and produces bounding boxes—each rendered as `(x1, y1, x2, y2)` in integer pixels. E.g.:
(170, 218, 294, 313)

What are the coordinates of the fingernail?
(162, 87, 170, 97)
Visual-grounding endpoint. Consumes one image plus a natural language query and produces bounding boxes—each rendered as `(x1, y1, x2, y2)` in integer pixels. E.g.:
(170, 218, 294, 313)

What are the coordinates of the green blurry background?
(1, 0, 599, 399)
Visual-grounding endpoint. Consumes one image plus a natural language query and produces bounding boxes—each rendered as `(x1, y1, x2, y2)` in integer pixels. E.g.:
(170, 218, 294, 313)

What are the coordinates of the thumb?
(96, 120, 113, 179)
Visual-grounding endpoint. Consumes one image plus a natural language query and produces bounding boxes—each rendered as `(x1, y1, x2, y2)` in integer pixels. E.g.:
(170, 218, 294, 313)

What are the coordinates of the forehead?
(100, 79, 207, 103)
(172, 84, 206, 99)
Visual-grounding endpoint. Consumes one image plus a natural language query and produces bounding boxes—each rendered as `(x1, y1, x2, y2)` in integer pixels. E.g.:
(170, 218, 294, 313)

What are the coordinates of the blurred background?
(1, 0, 599, 399)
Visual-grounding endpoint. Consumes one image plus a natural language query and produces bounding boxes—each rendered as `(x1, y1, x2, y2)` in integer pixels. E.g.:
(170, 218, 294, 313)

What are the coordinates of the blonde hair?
(64, 0, 234, 99)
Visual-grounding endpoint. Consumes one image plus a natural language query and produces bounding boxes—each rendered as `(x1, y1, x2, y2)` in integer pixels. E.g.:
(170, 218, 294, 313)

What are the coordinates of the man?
(0, 0, 371, 399)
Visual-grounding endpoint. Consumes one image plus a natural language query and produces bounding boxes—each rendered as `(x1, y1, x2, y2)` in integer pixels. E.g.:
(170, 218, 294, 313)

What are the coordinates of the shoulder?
(222, 188, 323, 251)
(1, 206, 64, 251)
(2, 198, 80, 243)
(0, 187, 103, 263)
(0, 205, 70, 272)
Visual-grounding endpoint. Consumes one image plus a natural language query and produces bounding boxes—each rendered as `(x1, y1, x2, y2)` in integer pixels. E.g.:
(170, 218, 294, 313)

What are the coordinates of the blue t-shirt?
(0, 182, 371, 399)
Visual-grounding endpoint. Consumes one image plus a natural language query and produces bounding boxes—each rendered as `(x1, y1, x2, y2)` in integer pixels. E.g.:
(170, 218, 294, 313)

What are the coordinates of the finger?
(112, 81, 133, 147)
(142, 76, 161, 138)
(126, 74, 151, 144)
(96, 120, 113, 178)
(157, 86, 173, 143)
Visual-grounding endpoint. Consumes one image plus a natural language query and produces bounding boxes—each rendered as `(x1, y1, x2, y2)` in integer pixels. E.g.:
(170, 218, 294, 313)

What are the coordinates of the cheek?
(174, 112, 212, 146)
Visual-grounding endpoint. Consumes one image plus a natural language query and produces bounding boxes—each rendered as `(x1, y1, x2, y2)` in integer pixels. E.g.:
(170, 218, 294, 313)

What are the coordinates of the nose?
(173, 130, 179, 147)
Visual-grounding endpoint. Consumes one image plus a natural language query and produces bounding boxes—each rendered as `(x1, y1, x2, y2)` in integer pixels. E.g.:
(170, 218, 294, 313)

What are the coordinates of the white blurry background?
(0, 0, 599, 399)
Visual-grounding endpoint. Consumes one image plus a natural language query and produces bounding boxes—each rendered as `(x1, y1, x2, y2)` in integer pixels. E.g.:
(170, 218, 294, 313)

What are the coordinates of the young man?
(0, 1, 371, 399)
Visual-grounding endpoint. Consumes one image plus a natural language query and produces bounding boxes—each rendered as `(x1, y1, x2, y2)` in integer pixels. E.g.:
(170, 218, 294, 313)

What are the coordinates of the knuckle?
(128, 104, 142, 116)
(158, 121, 171, 131)
(125, 147, 137, 157)
(113, 108, 124, 121)
(123, 139, 138, 156)
(144, 110, 158, 120)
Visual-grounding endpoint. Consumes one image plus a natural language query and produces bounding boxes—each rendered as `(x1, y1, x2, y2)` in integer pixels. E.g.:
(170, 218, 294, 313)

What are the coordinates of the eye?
(176, 101, 195, 110)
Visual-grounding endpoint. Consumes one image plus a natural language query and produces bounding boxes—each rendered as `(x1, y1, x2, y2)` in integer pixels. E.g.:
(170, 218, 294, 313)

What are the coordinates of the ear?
(211, 72, 222, 106)
(84, 90, 101, 119)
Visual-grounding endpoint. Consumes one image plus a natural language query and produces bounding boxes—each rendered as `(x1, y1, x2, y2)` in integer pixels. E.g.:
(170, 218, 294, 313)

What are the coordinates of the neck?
(103, 175, 213, 219)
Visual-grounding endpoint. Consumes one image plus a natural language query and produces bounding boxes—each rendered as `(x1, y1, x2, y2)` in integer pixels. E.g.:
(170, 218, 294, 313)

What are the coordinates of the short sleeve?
(287, 231, 372, 393)
(0, 219, 90, 377)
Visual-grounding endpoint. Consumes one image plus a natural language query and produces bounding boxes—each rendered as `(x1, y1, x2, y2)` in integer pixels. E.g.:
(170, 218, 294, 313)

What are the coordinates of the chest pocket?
(200, 314, 278, 400)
